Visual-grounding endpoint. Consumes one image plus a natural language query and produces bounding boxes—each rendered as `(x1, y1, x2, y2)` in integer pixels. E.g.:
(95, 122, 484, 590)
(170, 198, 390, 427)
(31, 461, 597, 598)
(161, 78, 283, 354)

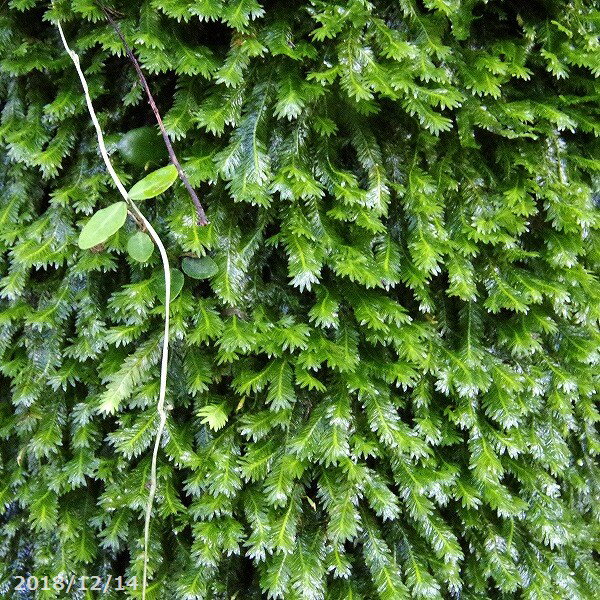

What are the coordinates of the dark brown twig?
(101, 6, 209, 226)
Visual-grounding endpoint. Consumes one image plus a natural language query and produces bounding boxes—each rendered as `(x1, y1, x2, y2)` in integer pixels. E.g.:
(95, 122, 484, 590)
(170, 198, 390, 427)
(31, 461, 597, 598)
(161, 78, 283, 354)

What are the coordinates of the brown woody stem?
(102, 6, 209, 226)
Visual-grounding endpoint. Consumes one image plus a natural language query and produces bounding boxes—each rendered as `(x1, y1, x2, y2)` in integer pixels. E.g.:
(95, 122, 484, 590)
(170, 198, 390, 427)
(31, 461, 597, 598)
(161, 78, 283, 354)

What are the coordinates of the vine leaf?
(78, 201, 128, 249)
(151, 268, 184, 303)
(128, 164, 178, 200)
(117, 126, 168, 167)
(181, 256, 218, 279)
(127, 232, 154, 262)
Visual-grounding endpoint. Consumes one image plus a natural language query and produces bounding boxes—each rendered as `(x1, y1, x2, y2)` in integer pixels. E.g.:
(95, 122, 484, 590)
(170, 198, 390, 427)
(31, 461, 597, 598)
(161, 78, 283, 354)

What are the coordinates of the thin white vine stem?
(57, 22, 170, 600)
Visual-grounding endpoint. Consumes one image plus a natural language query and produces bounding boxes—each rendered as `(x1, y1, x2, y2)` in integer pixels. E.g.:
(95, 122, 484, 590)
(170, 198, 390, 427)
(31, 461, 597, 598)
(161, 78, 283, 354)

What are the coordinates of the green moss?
(1, 1, 600, 598)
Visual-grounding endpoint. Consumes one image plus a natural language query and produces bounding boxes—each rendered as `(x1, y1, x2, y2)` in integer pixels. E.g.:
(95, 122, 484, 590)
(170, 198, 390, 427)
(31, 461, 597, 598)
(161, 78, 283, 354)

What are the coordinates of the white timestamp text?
(13, 574, 138, 592)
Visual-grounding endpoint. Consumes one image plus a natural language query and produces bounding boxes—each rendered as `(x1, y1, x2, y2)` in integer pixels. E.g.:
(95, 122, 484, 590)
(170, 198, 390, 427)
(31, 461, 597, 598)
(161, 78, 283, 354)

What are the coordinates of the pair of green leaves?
(77, 164, 178, 251)
(151, 258, 219, 304)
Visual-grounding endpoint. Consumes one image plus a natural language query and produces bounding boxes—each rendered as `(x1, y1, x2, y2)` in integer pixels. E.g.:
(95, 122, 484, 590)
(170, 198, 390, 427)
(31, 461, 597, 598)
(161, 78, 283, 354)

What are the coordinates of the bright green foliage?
(1, 1, 600, 599)
(127, 231, 155, 262)
(77, 201, 128, 249)
(128, 163, 178, 200)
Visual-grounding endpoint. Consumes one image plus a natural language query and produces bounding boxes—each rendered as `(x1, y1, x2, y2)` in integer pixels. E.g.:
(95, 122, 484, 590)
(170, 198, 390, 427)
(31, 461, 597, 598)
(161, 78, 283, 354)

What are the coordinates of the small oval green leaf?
(127, 232, 154, 263)
(127, 164, 178, 200)
(181, 256, 218, 280)
(117, 127, 168, 167)
(78, 202, 128, 250)
(151, 268, 185, 304)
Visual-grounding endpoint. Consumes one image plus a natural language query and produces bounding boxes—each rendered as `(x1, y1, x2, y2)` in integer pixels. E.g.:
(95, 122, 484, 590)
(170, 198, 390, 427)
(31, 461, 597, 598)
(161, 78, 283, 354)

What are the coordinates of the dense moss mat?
(1, 1, 600, 598)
